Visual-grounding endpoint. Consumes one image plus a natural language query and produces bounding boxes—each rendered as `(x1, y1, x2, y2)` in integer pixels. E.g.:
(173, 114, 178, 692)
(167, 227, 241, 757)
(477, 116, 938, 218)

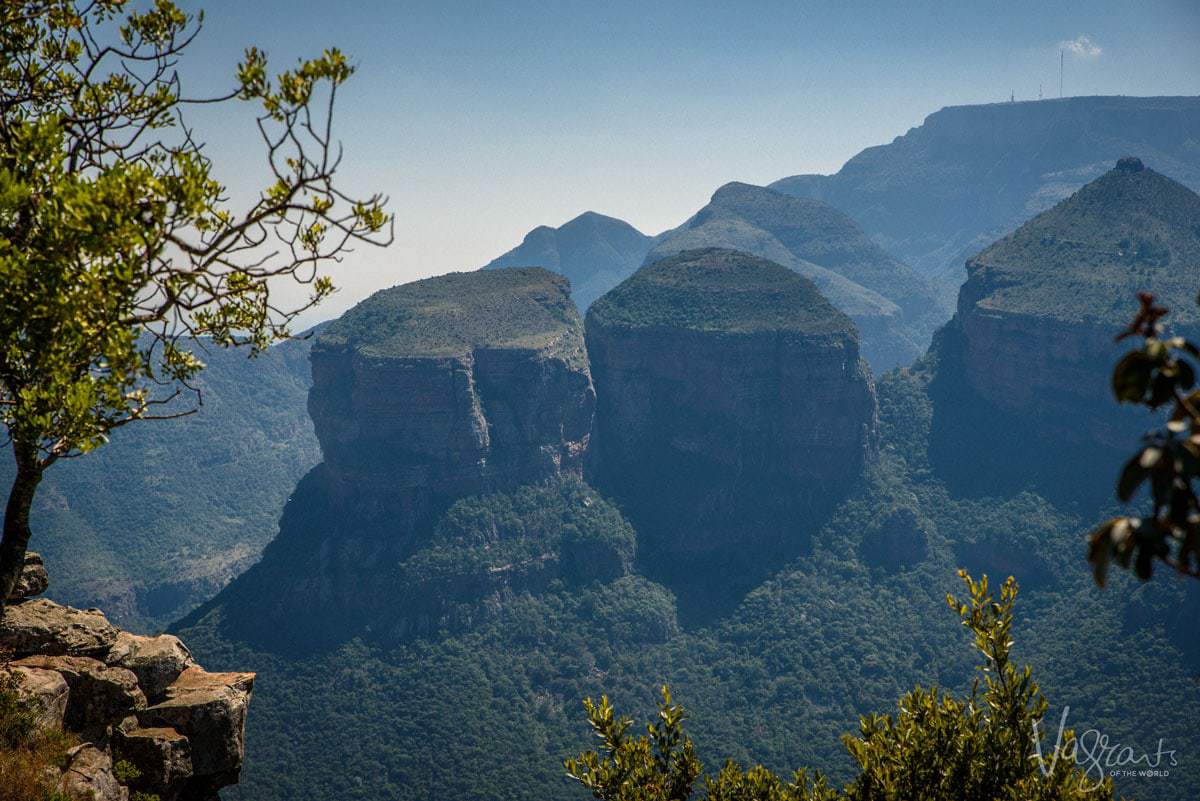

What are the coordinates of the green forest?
(178, 362, 1200, 801)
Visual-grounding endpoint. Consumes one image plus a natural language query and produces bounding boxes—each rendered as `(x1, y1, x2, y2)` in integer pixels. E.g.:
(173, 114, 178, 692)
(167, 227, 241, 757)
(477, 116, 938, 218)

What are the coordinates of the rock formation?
(198, 268, 597, 647)
(586, 248, 877, 619)
(647, 182, 945, 370)
(929, 157, 1200, 501)
(771, 96, 1200, 302)
(1, 555, 252, 801)
(385, 479, 638, 639)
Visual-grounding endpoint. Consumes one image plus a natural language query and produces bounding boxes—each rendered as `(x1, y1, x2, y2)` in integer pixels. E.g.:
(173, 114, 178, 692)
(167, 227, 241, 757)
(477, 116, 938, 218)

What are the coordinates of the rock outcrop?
(201, 268, 597, 647)
(1, 555, 252, 801)
(586, 248, 877, 620)
(929, 158, 1200, 501)
(308, 267, 594, 529)
(647, 182, 945, 370)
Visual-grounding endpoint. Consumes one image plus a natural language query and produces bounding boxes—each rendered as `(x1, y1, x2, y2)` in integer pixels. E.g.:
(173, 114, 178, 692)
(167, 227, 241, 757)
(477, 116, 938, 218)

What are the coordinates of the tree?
(1088, 292, 1200, 586)
(0, 0, 391, 611)
(564, 571, 1114, 801)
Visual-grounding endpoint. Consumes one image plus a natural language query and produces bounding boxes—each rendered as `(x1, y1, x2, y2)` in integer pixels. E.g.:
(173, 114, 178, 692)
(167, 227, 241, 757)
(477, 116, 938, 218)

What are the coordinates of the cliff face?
(929, 158, 1200, 500)
(771, 96, 1200, 302)
(2, 556, 252, 801)
(205, 268, 597, 647)
(586, 248, 877, 619)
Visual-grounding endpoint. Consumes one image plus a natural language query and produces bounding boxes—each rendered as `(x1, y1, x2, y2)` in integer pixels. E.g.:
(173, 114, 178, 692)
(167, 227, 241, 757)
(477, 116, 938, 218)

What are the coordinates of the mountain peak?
(964, 160, 1200, 324)
(1115, 155, 1145, 173)
(482, 214, 654, 310)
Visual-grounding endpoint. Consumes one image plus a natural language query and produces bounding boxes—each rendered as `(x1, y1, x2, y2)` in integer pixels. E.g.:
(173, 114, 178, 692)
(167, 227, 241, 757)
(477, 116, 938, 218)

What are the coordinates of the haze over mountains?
(10, 95, 1200, 801)
(482, 212, 662, 311)
(645, 182, 944, 369)
(771, 95, 1200, 302)
(482, 95, 1200, 369)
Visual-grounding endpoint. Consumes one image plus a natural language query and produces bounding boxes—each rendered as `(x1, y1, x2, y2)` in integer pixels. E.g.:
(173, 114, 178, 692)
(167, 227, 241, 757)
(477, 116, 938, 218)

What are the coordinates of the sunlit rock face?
(929, 158, 1200, 501)
(585, 248, 877, 619)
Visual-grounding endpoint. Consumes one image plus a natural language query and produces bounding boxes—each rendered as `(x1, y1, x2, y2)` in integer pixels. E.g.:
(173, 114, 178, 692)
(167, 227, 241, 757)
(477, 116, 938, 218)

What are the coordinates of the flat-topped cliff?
(930, 158, 1200, 499)
(646, 182, 944, 371)
(586, 248, 877, 618)
(308, 267, 595, 530)
(197, 268, 598, 647)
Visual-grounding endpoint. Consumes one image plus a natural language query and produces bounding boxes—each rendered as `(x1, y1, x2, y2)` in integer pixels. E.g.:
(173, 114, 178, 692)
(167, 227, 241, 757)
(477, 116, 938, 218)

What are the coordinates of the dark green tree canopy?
(565, 572, 1115, 801)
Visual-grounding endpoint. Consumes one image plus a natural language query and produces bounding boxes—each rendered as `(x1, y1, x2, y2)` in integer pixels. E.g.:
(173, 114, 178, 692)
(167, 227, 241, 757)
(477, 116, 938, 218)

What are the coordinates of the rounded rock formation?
(586, 248, 878, 618)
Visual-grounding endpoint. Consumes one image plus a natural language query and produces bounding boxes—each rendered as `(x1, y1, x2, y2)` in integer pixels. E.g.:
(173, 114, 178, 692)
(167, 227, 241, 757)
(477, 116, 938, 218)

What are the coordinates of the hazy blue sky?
(175, 0, 1200, 324)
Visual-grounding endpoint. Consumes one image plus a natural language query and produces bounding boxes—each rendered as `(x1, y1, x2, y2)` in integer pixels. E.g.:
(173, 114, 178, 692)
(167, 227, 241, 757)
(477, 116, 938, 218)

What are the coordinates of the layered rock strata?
(586, 248, 877, 617)
(930, 158, 1200, 500)
(202, 268, 597, 647)
(1, 555, 252, 801)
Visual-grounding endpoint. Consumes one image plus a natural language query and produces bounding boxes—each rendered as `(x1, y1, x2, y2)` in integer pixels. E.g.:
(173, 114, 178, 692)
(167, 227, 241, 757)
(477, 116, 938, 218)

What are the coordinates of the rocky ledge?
(2, 554, 253, 801)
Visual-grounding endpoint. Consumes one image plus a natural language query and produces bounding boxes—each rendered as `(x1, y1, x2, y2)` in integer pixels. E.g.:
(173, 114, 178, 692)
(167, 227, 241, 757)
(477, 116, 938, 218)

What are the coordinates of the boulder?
(113, 725, 194, 799)
(105, 631, 197, 700)
(138, 667, 255, 785)
(5, 550, 49, 601)
(0, 598, 119, 658)
(13, 654, 145, 734)
(59, 743, 127, 801)
(6, 664, 69, 732)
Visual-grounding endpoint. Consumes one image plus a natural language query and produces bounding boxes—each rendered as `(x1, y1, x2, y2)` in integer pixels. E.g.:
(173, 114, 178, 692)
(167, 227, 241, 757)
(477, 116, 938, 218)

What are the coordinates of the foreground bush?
(0, 667, 79, 801)
(566, 571, 1118, 801)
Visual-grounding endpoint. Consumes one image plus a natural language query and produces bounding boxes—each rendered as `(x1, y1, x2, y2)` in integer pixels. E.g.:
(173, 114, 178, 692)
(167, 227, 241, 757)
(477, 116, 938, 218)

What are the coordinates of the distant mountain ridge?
(481, 211, 662, 310)
(646, 182, 946, 370)
(770, 95, 1200, 303)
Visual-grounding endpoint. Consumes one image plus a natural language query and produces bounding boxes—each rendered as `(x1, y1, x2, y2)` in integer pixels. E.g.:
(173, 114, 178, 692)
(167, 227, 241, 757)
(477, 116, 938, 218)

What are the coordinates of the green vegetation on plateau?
(661, 182, 937, 319)
(968, 158, 1200, 323)
(588, 248, 854, 337)
(319, 268, 586, 361)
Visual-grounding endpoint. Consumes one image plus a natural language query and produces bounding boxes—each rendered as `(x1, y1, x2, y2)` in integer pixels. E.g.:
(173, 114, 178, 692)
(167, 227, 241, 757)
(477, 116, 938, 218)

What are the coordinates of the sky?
(169, 0, 1200, 326)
